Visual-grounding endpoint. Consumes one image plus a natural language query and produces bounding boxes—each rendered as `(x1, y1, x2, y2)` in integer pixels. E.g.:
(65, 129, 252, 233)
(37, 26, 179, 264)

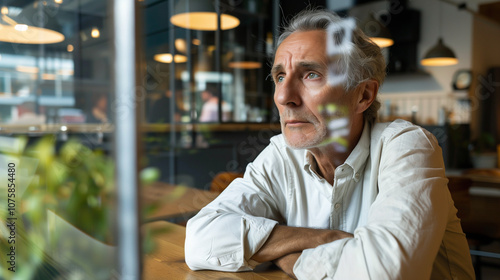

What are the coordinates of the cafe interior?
(0, 0, 499, 279)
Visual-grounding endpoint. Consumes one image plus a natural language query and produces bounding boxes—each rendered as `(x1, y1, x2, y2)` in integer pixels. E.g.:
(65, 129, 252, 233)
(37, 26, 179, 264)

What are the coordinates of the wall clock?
(452, 69, 472, 90)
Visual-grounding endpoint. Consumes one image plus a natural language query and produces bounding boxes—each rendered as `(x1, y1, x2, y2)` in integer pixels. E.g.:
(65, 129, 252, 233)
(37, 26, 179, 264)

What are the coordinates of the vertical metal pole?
(114, 0, 140, 279)
(273, 0, 280, 49)
(215, 0, 222, 122)
(169, 0, 177, 184)
(271, 0, 280, 123)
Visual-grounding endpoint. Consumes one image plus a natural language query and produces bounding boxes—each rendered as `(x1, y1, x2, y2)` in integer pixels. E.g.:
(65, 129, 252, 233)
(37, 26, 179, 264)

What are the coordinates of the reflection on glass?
(0, 0, 116, 279)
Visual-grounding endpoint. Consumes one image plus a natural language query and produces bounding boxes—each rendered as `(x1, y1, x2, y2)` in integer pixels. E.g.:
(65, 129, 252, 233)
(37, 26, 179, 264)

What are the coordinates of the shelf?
(0, 123, 114, 134)
(0, 122, 282, 134)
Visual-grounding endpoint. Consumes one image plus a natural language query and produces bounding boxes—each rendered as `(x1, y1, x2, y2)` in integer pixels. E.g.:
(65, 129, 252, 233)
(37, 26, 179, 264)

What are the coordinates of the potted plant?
(469, 132, 498, 169)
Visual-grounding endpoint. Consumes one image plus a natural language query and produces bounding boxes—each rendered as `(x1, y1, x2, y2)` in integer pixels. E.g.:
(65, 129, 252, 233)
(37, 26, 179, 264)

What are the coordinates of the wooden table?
(143, 221, 291, 280)
(142, 182, 219, 222)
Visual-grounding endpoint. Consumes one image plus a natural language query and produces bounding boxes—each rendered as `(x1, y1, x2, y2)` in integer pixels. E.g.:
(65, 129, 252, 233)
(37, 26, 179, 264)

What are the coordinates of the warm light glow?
(370, 37, 394, 48)
(1, 7, 8, 15)
(175, 38, 187, 53)
(91, 27, 100, 38)
(228, 61, 262, 69)
(192, 38, 201, 45)
(54, 0, 63, 4)
(16, 66, 39, 74)
(0, 24, 65, 44)
(170, 12, 239, 31)
(14, 24, 28, 31)
(67, 44, 74, 52)
(57, 69, 74, 76)
(421, 57, 458, 66)
(154, 53, 188, 63)
(42, 73, 57, 80)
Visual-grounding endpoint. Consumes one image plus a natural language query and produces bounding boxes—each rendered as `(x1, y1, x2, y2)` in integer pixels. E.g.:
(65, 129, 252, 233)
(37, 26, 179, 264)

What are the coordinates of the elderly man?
(185, 9, 474, 279)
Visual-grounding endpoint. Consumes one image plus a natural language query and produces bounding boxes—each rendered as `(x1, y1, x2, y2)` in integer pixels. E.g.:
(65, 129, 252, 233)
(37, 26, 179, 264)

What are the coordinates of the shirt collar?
(303, 120, 371, 181)
(344, 120, 371, 180)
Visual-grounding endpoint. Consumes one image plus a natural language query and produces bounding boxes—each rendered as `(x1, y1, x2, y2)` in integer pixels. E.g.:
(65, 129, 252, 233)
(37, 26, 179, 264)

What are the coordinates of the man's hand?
(251, 225, 353, 263)
(274, 253, 301, 279)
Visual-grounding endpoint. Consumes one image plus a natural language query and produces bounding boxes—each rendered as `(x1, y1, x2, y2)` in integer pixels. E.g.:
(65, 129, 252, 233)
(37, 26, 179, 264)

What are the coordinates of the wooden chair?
(209, 172, 244, 193)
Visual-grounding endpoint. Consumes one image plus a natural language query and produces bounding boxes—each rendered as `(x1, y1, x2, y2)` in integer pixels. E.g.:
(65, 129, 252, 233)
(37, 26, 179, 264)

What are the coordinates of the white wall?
(411, 0, 473, 93)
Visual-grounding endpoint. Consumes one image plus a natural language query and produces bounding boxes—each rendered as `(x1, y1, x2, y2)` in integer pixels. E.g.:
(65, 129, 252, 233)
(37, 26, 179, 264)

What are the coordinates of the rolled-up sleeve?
(294, 124, 452, 279)
(185, 142, 287, 271)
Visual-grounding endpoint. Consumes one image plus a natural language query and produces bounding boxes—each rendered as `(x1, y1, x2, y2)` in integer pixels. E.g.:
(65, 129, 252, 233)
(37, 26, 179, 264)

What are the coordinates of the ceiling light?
(421, 1, 458, 66)
(0, 5, 64, 44)
(91, 27, 100, 38)
(57, 69, 74, 76)
(170, 0, 239, 31)
(16, 66, 39, 74)
(228, 61, 262, 69)
(14, 24, 28, 31)
(361, 13, 394, 48)
(175, 38, 187, 53)
(421, 38, 458, 66)
(67, 44, 74, 52)
(42, 73, 56, 80)
(154, 53, 188, 63)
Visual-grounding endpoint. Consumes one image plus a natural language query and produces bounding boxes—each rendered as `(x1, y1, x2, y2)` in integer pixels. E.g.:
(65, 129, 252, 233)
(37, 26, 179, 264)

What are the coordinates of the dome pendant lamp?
(421, 0, 458, 66)
(170, 0, 240, 31)
(362, 13, 394, 48)
(421, 38, 458, 66)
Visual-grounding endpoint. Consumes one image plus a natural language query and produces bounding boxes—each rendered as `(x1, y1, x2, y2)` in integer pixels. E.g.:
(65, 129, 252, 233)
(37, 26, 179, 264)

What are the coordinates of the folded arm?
(293, 125, 453, 279)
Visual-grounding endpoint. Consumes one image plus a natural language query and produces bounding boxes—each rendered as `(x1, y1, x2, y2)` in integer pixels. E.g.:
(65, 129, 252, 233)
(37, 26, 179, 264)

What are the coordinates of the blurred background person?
(199, 86, 231, 122)
(148, 80, 185, 123)
(87, 94, 109, 123)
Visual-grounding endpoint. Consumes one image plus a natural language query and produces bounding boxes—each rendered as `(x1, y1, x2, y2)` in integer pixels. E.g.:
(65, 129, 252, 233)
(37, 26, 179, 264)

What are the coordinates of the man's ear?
(355, 79, 379, 114)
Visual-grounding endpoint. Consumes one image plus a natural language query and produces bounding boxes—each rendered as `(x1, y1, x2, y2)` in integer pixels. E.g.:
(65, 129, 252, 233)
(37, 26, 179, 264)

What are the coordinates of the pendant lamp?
(228, 61, 261, 69)
(362, 13, 394, 48)
(421, 38, 458, 66)
(170, 0, 240, 31)
(0, 3, 64, 44)
(421, 0, 458, 66)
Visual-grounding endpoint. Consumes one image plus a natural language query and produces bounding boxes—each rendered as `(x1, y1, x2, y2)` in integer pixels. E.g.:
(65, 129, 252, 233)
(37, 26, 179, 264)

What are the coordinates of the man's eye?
(307, 73, 320, 79)
(276, 76, 285, 83)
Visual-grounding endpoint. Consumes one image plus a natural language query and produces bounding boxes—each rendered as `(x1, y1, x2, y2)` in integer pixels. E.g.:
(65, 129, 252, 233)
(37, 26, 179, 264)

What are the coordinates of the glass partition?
(0, 0, 119, 279)
(142, 0, 275, 125)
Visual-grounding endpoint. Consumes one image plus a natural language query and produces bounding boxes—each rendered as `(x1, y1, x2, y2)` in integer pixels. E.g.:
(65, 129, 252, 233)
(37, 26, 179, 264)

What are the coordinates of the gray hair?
(275, 9, 385, 122)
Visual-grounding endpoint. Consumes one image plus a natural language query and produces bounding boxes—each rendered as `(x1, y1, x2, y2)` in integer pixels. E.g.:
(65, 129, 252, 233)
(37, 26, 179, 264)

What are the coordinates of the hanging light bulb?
(91, 27, 100, 38)
(154, 53, 188, 63)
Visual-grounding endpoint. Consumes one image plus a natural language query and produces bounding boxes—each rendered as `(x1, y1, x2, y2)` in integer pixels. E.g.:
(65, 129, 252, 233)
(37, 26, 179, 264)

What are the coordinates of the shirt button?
(354, 173, 360, 180)
(334, 203, 341, 210)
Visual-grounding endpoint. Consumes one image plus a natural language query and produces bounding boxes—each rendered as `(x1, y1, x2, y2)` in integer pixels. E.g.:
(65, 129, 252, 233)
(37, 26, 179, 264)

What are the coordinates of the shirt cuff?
(241, 214, 279, 267)
(293, 238, 350, 279)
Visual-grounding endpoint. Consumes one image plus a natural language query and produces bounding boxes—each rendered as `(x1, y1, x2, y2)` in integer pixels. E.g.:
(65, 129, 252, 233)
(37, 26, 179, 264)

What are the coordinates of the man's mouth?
(285, 120, 309, 127)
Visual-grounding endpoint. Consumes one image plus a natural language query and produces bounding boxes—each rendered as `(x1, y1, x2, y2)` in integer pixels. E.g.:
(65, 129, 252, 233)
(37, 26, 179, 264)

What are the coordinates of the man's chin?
(283, 135, 322, 150)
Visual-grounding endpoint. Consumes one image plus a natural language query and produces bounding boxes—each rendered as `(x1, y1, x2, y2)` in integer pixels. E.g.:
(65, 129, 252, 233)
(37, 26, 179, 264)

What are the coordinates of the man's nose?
(274, 78, 302, 107)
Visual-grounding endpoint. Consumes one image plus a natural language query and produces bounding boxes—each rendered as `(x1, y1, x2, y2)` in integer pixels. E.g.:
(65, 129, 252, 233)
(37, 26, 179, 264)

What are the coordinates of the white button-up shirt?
(185, 120, 475, 279)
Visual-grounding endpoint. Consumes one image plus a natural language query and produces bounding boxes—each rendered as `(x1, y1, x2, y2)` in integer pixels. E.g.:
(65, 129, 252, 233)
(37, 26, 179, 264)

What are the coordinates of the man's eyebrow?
(298, 61, 326, 71)
(270, 61, 326, 77)
(270, 65, 283, 77)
